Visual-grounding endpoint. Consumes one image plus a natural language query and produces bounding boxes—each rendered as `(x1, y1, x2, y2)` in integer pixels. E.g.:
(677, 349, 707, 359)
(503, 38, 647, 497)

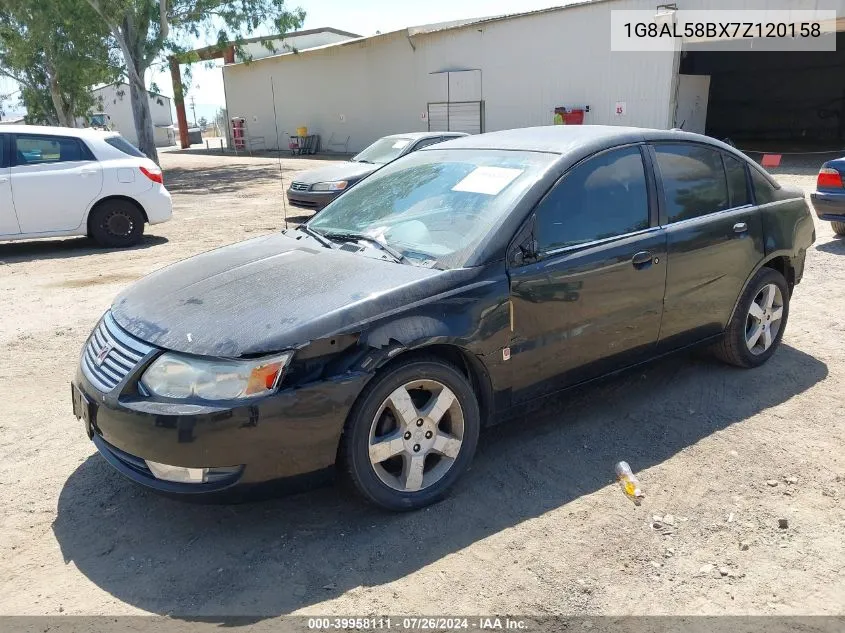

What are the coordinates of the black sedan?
(73, 126, 814, 511)
(286, 131, 467, 211)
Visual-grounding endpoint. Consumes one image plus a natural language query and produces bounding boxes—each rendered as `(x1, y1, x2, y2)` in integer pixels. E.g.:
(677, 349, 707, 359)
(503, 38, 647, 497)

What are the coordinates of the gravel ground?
(0, 149, 843, 618)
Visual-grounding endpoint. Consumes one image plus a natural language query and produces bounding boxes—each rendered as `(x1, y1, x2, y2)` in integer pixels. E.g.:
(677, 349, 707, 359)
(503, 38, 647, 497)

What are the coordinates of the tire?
(712, 267, 790, 368)
(832, 221, 845, 236)
(88, 199, 145, 248)
(339, 356, 480, 511)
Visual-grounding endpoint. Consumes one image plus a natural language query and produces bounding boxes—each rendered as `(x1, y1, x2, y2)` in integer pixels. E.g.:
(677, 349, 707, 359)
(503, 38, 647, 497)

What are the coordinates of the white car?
(0, 125, 172, 248)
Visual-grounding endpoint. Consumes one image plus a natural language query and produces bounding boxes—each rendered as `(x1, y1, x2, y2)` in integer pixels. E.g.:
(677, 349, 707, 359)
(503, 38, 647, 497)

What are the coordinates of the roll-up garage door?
(428, 103, 449, 132)
(427, 101, 483, 135)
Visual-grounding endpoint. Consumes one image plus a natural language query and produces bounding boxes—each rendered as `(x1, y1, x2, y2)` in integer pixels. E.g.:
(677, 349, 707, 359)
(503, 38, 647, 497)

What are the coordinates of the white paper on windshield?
(392, 140, 411, 149)
(452, 166, 523, 195)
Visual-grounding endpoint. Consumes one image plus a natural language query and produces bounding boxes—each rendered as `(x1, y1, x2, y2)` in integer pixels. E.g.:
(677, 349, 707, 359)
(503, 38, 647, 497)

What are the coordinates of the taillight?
(817, 167, 843, 189)
(140, 166, 163, 184)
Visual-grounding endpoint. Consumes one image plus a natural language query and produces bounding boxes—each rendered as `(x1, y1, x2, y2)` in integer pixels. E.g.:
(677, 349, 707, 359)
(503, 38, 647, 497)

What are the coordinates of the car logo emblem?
(95, 345, 112, 366)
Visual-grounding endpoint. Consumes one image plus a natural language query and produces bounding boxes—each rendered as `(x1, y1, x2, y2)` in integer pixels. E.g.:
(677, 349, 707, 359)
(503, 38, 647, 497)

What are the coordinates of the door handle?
(0, 177, 7, 183)
(632, 250, 654, 269)
(733, 222, 748, 233)
(80, 168, 97, 176)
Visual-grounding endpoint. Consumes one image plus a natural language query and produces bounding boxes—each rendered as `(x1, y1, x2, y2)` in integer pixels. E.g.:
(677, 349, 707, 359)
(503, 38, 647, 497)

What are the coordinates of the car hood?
(111, 233, 467, 357)
(291, 161, 377, 185)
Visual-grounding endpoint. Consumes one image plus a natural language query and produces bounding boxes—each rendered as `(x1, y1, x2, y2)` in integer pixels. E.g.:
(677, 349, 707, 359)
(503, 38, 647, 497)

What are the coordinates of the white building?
(222, 0, 845, 154)
(90, 82, 175, 148)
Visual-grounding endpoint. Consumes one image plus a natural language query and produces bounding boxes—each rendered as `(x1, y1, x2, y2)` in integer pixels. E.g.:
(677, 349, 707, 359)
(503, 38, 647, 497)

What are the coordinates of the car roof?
(381, 131, 469, 140)
(427, 125, 735, 155)
(0, 124, 117, 139)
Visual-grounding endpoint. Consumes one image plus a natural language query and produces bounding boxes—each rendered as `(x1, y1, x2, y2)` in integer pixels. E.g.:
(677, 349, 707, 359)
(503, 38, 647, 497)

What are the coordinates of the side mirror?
(511, 237, 539, 266)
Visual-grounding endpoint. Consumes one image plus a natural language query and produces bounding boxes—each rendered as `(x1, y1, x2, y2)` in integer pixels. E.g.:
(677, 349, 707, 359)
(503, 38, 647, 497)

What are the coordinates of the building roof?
(406, 0, 611, 36)
(226, 1, 615, 67)
(236, 26, 362, 45)
(92, 81, 170, 100)
(191, 26, 362, 60)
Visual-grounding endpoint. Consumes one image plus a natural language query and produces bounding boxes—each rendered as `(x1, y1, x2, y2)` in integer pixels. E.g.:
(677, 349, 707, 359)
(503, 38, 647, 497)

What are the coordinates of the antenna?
(270, 76, 288, 230)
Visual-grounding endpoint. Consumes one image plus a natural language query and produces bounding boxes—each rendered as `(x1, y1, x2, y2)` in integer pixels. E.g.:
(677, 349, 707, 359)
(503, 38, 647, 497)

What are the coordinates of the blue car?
(811, 159, 845, 236)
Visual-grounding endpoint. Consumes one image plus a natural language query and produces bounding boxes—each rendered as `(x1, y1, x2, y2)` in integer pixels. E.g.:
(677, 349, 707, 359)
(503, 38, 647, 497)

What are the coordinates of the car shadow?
(815, 235, 844, 254)
(163, 165, 291, 196)
(0, 235, 168, 264)
(52, 344, 826, 619)
(163, 147, 353, 162)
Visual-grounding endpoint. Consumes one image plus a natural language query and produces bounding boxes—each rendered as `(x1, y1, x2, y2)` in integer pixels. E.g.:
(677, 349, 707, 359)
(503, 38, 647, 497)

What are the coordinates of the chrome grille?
(81, 312, 155, 393)
(290, 181, 310, 191)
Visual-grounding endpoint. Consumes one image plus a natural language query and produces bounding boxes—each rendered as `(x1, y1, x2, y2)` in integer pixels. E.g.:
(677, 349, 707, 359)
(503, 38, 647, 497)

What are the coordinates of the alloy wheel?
(745, 283, 784, 355)
(368, 379, 465, 492)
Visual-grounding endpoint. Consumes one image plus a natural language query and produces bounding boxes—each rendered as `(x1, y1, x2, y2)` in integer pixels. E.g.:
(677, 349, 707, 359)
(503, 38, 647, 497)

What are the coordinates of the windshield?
(307, 149, 555, 269)
(353, 137, 414, 164)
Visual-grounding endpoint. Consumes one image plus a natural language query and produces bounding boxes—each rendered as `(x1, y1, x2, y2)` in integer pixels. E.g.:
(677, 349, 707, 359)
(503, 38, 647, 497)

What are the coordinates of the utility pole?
(189, 95, 197, 127)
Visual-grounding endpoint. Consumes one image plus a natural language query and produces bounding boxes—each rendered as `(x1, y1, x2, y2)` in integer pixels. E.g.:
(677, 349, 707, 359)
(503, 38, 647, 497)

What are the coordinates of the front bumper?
(285, 188, 338, 211)
(810, 191, 845, 222)
(73, 365, 370, 496)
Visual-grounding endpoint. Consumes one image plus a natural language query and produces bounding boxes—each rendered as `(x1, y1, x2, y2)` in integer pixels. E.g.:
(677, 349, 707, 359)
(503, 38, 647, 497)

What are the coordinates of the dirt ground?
(0, 148, 843, 618)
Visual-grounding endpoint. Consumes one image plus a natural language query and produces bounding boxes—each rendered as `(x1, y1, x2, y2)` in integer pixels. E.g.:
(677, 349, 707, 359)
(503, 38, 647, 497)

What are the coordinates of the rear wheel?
(88, 200, 145, 248)
(713, 267, 789, 368)
(339, 357, 480, 511)
(832, 221, 845, 236)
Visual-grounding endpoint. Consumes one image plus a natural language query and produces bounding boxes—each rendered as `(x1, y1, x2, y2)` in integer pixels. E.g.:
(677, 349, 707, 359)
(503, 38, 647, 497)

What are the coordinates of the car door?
(10, 133, 103, 233)
(508, 144, 667, 403)
(650, 143, 764, 350)
(0, 133, 20, 236)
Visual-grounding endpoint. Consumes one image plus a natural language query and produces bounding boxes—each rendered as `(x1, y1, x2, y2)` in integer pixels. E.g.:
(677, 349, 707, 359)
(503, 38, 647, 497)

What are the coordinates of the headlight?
(311, 180, 348, 192)
(140, 352, 292, 400)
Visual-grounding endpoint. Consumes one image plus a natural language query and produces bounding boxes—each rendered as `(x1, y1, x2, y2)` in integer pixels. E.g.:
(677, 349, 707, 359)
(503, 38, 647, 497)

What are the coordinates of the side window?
(0, 134, 7, 168)
(750, 168, 778, 205)
(13, 135, 91, 166)
(535, 146, 650, 252)
(654, 144, 729, 223)
(411, 137, 443, 151)
(724, 154, 750, 208)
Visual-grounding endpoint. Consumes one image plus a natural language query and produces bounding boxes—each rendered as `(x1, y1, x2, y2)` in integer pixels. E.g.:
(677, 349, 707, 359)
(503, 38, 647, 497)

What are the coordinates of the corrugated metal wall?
(223, 0, 678, 153)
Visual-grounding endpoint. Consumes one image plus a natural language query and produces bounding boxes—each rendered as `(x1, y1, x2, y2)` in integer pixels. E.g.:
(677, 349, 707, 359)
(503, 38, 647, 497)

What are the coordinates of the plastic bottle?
(615, 461, 645, 504)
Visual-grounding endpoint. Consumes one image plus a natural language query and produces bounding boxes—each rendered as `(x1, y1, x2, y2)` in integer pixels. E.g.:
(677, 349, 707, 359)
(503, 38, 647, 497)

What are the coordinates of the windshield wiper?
(320, 231, 408, 264)
(296, 224, 334, 249)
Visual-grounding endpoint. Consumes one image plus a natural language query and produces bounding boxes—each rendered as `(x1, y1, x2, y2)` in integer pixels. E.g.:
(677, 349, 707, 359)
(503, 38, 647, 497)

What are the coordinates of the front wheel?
(713, 267, 790, 368)
(832, 221, 845, 236)
(339, 357, 480, 511)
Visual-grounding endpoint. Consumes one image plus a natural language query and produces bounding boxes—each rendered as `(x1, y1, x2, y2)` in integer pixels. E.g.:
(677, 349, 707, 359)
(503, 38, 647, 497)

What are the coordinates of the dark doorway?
(680, 32, 845, 150)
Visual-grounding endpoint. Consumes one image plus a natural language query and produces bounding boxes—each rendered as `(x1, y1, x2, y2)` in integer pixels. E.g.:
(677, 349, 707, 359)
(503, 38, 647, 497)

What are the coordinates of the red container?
(562, 109, 585, 125)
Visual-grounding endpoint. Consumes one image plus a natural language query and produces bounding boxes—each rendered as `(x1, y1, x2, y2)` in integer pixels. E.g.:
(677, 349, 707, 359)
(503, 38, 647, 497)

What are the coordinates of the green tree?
(0, 0, 117, 126)
(84, 0, 305, 163)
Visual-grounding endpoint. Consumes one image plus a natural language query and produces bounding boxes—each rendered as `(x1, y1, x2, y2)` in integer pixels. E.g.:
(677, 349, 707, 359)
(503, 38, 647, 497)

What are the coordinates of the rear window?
(724, 154, 751, 208)
(105, 136, 145, 158)
(653, 143, 729, 223)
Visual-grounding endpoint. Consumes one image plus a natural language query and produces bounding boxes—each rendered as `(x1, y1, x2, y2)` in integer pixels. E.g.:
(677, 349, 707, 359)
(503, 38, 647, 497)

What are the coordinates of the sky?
(0, 0, 567, 124)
